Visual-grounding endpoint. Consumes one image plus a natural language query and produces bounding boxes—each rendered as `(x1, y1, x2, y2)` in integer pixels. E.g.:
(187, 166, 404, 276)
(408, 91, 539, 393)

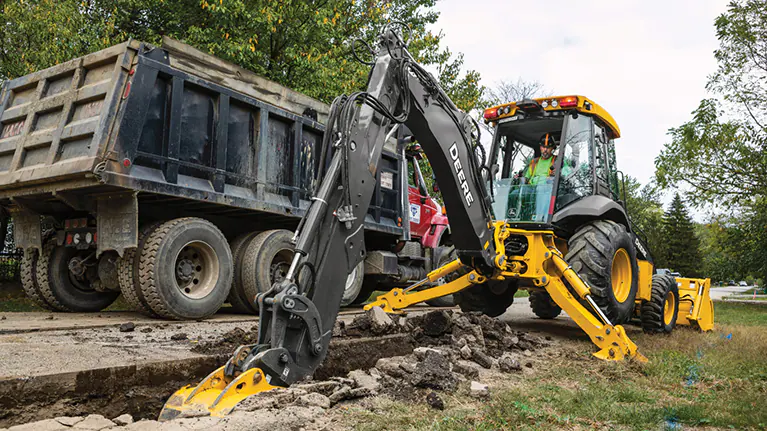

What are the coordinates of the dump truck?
(0, 38, 453, 319)
(160, 28, 715, 418)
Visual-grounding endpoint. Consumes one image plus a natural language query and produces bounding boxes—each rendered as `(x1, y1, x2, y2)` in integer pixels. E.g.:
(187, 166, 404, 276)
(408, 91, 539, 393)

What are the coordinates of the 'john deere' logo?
(449, 143, 475, 207)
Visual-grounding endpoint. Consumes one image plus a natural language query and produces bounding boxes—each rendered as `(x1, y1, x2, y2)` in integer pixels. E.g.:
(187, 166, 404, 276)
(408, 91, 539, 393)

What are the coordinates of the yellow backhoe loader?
(159, 28, 713, 420)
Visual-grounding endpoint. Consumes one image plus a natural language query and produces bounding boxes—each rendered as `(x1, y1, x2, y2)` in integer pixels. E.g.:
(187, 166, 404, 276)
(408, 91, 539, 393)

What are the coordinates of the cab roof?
(483, 95, 621, 139)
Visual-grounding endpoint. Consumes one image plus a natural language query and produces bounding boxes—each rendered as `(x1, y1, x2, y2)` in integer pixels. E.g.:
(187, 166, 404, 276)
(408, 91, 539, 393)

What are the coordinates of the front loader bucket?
(676, 278, 714, 331)
(159, 366, 278, 421)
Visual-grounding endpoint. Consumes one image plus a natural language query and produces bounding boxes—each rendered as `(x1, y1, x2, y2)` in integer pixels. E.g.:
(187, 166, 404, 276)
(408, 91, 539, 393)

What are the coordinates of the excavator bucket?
(159, 366, 278, 421)
(675, 277, 714, 332)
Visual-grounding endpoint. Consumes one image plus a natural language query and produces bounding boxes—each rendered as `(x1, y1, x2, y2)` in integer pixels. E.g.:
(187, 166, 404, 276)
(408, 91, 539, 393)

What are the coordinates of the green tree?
(656, 0, 766, 207)
(1, 0, 484, 111)
(656, 0, 767, 283)
(620, 176, 665, 267)
(660, 194, 703, 277)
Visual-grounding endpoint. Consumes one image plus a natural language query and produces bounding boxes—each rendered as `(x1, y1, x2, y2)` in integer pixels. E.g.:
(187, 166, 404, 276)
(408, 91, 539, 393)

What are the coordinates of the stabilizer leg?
(545, 252, 647, 362)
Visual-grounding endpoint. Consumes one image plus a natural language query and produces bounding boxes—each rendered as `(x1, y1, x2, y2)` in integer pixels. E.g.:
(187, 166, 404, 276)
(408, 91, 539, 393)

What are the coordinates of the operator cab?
(484, 96, 623, 233)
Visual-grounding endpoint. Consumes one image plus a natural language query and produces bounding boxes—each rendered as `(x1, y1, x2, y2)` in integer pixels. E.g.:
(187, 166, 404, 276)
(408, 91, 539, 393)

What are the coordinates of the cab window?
(555, 114, 594, 211)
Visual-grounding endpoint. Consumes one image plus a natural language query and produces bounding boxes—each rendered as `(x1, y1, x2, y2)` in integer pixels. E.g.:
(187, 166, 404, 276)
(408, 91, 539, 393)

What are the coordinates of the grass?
(715, 301, 767, 326)
(342, 301, 767, 430)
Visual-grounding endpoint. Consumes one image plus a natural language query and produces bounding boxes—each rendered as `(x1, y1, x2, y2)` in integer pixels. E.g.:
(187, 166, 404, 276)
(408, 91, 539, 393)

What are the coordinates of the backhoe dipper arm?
(241, 30, 497, 388)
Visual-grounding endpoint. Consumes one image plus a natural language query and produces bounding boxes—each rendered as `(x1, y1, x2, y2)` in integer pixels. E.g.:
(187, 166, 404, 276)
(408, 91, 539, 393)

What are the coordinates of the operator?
(521, 133, 559, 185)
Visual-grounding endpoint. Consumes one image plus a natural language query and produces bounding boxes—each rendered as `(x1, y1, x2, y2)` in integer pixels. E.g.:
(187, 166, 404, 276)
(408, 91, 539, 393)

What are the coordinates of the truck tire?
(641, 274, 679, 334)
(349, 277, 379, 306)
(565, 220, 639, 324)
(455, 279, 517, 318)
(339, 261, 365, 307)
(227, 232, 260, 314)
(241, 230, 302, 304)
(425, 245, 457, 307)
(138, 218, 232, 320)
(529, 291, 561, 319)
(20, 248, 58, 311)
(36, 239, 119, 312)
(118, 222, 162, 317)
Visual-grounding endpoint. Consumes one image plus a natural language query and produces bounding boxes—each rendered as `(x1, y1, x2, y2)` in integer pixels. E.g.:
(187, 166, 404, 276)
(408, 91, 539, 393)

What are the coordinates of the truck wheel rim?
(175, 241, 219, 299)
(344, 264, 359, 293)
(663, 291, 676, 325)
(611, 249, 632, 303)
(270, 249, 294, 286)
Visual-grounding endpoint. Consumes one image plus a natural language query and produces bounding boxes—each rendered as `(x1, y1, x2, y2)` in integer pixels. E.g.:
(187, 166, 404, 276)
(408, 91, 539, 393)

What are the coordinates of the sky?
(432, 0, 729, 187)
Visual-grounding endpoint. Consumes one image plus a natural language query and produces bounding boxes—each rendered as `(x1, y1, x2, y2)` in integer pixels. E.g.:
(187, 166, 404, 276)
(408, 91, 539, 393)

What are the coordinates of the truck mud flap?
(96, 192, 138, 257)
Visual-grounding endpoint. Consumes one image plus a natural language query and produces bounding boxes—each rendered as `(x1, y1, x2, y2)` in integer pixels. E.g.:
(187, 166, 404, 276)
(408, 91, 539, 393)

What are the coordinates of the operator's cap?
(539, 133, 558, 148)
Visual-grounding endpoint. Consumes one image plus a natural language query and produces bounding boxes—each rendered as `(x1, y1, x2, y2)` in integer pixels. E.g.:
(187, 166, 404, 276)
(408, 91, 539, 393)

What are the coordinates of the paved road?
(709, 285, 755, 300)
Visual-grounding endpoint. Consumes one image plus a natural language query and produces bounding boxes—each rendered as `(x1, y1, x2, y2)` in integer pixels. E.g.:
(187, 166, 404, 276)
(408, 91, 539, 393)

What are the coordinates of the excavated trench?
(0, 317, 416, 428)
(1, 309, 550, 428)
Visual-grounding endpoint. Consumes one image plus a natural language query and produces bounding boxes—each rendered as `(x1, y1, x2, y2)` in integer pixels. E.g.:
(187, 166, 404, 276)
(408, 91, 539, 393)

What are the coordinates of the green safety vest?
(524, 155, 557, 185)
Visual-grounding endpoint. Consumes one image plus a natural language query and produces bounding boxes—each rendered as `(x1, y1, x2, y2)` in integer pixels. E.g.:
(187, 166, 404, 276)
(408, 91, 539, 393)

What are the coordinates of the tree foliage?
(656, 1, 767, 208)
(620, 176, 665, 266)
(1, 0, 483, 111)
(659, 194, 703, 277)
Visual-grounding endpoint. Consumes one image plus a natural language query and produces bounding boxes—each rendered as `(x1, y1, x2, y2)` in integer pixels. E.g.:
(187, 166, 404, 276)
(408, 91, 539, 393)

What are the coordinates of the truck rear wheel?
(339, 261, 365, 307)
(241, 230, 300, 304)
(138, 218, 232, 320)
(349, 277, 379, 306)
(118, 222, 162, 317)
(425, 245, 457, 307)
(20, 248, 58, 311)
(36, 239, 119, 312)
(566, 220, 639, 324)
(227, 232, 259, 314)
(529, 291, 561, 319)
(641, 274, 679, 334)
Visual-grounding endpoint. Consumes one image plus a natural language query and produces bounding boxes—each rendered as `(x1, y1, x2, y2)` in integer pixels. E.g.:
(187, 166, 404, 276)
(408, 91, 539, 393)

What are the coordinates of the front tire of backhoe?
(529, 291, 561, 319)
(455, 279, 517, 317)
(641, 274, 679, 334)
(566, 220, 639, 324)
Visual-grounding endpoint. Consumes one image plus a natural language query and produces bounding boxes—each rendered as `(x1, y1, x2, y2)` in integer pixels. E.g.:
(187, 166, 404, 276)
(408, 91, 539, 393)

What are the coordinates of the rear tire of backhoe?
(138, 218, 233, 320)
(455, 279, 517, 318)
(641, 274, 679, 334)
(529, 291, 562, 319)
(565, 220, 639, 324)
(36, 239, 120, 312)
(226, 232, 260, 314)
